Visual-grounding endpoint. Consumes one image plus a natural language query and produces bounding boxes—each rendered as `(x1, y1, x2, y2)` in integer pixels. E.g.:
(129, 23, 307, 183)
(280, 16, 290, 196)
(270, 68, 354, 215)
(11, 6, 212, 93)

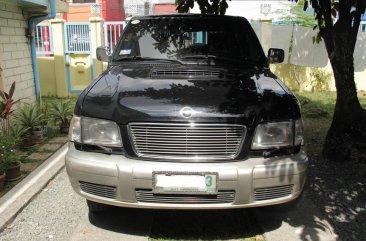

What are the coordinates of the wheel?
(86, 200, 111, 213)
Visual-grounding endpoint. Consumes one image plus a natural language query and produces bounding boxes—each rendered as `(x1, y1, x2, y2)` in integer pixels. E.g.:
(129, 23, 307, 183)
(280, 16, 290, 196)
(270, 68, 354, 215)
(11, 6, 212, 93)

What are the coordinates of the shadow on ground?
(255, 194, 335, 241)
(305, 155, 366, 241)
(88, 207, 155, 237)
(89, 207, 263, 240)
(149, 209, 262, 240)
(256, 154, 366, 241)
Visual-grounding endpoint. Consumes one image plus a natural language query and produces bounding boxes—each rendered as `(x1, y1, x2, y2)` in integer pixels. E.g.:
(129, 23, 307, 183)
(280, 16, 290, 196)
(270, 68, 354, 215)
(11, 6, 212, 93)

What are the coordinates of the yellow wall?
(272, 61, 366, 92)
(271, 64, 312, 92)
(38, 56, 56, 96)
(69, 54, 91, 91)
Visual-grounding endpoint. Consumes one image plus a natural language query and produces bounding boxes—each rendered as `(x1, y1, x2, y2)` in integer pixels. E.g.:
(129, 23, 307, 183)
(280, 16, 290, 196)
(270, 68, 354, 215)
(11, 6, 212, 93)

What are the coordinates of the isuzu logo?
(180, 107, 193, 118)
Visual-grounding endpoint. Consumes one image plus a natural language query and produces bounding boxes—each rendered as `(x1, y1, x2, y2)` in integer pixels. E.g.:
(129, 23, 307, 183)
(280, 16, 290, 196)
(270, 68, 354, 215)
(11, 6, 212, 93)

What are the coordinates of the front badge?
(180, 107, 193, 118)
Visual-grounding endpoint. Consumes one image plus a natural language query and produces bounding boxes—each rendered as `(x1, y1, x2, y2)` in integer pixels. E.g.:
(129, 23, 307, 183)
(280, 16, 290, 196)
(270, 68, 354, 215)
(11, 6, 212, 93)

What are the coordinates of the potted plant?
(10, 124, 30, 148)
(49, 100, 73, 134)
(0, 134, 21, 181)
(14, 103, 44, 145)
(38, 102, 51, 135)
(0, 81, 24, 135)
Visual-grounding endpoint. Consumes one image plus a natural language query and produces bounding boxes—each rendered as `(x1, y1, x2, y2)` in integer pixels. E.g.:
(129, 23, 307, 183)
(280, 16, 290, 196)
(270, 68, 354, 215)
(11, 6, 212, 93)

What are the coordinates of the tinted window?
(113, 16, 266, 64)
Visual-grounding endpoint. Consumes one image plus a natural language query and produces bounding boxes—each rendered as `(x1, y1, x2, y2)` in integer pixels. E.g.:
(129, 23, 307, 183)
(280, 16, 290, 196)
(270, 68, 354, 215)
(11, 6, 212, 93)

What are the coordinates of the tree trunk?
(323, 33, 366, 162)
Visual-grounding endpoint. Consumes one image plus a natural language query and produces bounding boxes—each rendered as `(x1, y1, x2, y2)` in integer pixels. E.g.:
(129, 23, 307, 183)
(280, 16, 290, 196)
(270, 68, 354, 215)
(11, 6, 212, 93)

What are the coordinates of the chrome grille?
(254, 185, 293, 201)
(128, 123, 246, 160)
(151, 70, 223, 79)
(79, 181, 117, 199)
(136, 189, 235, 204)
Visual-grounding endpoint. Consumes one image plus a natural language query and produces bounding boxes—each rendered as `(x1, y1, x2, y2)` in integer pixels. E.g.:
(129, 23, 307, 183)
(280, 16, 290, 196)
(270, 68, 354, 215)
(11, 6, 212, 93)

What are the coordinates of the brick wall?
(0, 2, 36, 102)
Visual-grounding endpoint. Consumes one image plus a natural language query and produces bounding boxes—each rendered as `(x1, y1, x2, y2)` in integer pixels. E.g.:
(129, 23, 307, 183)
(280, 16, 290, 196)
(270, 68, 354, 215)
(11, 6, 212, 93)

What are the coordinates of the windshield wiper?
(114, 56, 184, 65)
(95, 144, 113, 154)
(263, 147, 292, 158)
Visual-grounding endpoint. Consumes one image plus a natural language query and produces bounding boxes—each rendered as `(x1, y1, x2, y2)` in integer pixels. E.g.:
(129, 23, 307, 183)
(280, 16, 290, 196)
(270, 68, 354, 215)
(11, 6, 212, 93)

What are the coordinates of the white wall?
(190, 0, 294, 21)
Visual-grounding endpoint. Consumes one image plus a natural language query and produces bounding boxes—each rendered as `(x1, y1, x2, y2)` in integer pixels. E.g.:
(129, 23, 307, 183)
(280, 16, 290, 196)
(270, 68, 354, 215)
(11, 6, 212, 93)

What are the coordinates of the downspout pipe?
(28, 0, 56, 100)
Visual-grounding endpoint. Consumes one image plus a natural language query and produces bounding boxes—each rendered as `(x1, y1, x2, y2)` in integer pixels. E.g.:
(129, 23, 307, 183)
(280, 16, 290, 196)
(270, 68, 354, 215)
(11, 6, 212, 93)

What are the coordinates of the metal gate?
(64, 23, 93, 93)
(35, 23, 53, 56)
(103, 21, 126, 53)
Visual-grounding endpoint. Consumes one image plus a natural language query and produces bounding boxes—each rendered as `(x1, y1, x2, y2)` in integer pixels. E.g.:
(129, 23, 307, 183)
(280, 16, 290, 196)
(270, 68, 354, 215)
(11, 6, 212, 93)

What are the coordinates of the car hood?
(77, 64, 299, 126)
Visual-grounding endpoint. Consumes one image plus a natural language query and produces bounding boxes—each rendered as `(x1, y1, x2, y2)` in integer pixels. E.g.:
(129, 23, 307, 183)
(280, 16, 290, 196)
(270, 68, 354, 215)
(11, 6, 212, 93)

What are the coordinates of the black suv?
(66, 14, 308, 212)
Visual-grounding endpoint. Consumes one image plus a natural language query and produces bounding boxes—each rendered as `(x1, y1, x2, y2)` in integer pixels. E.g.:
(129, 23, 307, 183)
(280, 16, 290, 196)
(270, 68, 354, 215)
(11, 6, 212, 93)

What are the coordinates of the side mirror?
(268, 48, 284, 64)
(96, 46, 110, 62)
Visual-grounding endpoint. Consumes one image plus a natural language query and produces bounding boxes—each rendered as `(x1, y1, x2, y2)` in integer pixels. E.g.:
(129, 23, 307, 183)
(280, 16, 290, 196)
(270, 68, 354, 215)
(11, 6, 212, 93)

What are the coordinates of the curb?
(0, 143, 68, 230)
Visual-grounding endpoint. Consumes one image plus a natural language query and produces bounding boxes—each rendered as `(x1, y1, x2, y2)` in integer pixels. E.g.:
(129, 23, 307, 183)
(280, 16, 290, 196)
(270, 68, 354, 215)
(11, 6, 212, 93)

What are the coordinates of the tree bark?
(322, 32, 366, 162)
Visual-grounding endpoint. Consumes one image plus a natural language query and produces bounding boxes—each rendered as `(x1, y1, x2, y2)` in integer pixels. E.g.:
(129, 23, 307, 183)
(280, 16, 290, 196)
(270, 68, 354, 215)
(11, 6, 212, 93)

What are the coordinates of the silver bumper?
(65, 143, 308, 209)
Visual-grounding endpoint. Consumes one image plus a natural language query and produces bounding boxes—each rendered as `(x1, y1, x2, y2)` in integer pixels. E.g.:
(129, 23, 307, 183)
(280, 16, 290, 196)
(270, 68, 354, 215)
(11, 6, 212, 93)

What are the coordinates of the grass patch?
(294, 91, 366, 156)
(0, 95, 71, 197)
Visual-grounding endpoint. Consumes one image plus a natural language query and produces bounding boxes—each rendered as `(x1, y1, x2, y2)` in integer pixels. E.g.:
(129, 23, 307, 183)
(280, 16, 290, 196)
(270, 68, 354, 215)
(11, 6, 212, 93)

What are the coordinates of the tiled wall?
(0, 2, 35, 102)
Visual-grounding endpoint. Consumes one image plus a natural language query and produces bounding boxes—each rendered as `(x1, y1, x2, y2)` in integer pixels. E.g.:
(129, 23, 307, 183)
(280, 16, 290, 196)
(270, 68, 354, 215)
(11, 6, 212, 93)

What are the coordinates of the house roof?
(6, 0, 48, 7)
(2, 0, 68, 14)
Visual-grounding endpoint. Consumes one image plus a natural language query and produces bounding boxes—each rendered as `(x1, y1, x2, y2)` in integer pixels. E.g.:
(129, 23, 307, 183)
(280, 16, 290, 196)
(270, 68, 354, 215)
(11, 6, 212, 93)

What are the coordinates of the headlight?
(294, 119, 304, 146)
(69, 115, 122, 147)
(251, 120, 304, 150)
(69, 115, 81, 142)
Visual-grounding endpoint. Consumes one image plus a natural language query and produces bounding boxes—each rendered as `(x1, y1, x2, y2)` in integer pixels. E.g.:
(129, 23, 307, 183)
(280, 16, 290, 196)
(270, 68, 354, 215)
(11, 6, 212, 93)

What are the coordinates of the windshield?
(113, 16, 266, 64)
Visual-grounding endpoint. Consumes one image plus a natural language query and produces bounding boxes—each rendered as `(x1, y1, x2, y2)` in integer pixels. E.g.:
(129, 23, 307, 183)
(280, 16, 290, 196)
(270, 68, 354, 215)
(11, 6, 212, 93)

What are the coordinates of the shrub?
(49, 100, 73, 127)
(0, 134, 17, 170)
(14, 104, 44, 133)
(309, 68, 332, 92)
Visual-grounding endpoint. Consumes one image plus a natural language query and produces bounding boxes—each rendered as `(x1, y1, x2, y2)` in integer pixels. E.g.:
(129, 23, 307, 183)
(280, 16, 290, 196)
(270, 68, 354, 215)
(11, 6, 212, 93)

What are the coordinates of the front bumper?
(65, 143, 308, 209)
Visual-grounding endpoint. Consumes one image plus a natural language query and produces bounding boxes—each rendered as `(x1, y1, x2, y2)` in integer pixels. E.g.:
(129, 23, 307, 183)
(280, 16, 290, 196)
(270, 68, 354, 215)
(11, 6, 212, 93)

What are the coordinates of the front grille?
(128, 123, 246, 160)
(136, 189, 235, 204)
(79, 181, 117, 199)
(151, 69, 224, 79)
(254, 185, 293, 201)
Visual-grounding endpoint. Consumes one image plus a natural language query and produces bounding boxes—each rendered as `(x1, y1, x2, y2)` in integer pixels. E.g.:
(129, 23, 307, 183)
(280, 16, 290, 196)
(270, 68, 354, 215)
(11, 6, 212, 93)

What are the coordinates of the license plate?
(153, 172, 218, 194)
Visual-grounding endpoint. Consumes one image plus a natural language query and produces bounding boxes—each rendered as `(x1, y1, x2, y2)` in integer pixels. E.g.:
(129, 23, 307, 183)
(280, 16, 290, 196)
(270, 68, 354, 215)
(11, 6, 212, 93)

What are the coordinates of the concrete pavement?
(255, 196, 338, 241)
(69, 208, 154, 241)
(0, 144, 67, 230)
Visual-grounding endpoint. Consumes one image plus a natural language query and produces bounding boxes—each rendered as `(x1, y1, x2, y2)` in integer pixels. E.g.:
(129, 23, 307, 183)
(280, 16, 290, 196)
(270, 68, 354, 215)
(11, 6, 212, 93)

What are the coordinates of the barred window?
(72, 0, 96, 3)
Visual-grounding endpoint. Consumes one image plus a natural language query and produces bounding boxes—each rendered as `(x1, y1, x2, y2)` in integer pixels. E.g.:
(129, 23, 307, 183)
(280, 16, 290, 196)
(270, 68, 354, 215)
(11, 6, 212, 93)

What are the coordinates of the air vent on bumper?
(79, 181, 117, 199)
(136, 189, 235, 204)
(254, 185, 293, 201)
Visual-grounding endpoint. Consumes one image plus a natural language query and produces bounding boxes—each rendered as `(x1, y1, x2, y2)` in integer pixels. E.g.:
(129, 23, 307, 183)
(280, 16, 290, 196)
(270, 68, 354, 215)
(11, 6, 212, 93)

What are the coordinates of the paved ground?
(255, 196, 337, 241)
(0, 169, 86, 241)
